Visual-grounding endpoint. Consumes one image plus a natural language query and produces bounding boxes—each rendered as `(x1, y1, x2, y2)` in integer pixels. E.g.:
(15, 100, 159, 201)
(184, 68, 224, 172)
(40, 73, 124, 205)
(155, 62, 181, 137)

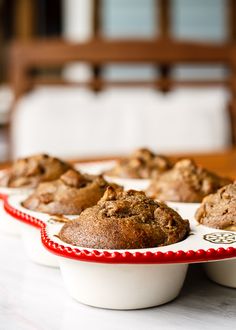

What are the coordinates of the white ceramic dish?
(4, 194, 77, 267)
(167, 201, 200, 221)
(40, 215, 236, 309)
(0, 169, 33, 236)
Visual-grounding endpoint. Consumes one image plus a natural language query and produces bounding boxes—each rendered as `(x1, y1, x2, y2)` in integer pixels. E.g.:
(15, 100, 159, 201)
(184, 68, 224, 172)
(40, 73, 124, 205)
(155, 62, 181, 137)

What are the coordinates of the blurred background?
(0, 0, 235, 161)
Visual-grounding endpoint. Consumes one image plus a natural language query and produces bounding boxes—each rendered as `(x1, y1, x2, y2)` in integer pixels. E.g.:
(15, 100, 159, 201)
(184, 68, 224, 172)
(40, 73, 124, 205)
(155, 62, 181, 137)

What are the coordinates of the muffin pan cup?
(204, 259, 236, 288)
(59, 259, 188, 309)
(4, 194, 77, 267)
(19, 221, 59, 267)
(43, 223, 189, 309)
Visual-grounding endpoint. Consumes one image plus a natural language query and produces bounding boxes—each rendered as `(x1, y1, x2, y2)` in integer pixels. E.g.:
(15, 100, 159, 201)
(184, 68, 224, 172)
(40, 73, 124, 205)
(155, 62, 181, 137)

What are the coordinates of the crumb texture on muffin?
(105, 148, 172, 179)
(22, 169, 108, 215)
(195, 183, 236, 230)
(59, 186, 190, 249)
(0, 154, 71, 188)
(147, 159, 232, 203)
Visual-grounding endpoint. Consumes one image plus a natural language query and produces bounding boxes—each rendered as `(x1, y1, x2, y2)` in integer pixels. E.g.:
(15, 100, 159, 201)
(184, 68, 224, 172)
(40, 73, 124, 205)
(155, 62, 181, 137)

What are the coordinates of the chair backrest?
(9, 38, 236, 142)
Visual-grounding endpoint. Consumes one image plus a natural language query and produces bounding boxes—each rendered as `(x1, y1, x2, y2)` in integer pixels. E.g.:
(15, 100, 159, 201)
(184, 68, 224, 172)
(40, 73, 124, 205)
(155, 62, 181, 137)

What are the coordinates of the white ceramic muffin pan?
(4, 194, 77, 267)
(0, 169, 33, 236)
(3, 161, 236, 309)
(41, 218, 236, 309)
(5, 193, 236, 309)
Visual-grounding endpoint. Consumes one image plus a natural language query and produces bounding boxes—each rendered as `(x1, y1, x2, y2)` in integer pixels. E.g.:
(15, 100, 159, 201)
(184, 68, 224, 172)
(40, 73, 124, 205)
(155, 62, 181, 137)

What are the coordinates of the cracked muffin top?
(146, 159, 232, 203)
(58, 186, 190, 249)
(0, 154, 71, 188)
(22, 169, 109, 215)
(195, 183, 236, 231)
(105, 148, 172, 179)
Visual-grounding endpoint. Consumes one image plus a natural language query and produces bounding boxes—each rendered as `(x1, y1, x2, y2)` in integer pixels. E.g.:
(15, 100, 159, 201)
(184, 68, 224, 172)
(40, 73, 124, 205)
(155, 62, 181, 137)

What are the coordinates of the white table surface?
(0, 232, 236, 330)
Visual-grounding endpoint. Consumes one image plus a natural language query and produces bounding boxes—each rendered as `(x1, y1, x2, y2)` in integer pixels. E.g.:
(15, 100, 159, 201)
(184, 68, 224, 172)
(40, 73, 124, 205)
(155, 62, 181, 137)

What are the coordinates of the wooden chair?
(6, 0, 236, 158)
(9, 38, 236, 139)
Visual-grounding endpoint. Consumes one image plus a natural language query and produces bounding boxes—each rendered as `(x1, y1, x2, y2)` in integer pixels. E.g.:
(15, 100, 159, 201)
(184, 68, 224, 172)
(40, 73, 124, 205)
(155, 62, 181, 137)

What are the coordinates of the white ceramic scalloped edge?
(4, 194, 78, 267)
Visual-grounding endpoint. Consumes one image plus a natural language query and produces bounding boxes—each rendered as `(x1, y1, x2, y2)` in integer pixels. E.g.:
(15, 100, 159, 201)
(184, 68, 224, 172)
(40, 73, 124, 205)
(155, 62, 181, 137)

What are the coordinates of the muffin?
(58, 186, 190, 249)
(0, 154, 71, 188)
(195, 183, 236, 230)
(147, 159, 232, 203)
(22, 169, 109, 215)
(105, 148, 172, 179)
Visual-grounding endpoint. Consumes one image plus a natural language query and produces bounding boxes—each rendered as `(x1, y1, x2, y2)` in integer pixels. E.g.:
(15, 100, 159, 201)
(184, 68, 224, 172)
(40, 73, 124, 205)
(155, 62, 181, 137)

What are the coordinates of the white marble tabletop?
(0, 232, 236, 330)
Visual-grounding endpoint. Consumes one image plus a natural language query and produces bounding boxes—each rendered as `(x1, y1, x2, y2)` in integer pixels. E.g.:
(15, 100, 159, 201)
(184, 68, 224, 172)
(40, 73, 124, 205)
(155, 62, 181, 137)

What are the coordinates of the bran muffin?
(0, 154, 71, 188)
(22, 169, 109, 215)
(147, 159, 232, 203)
(195, 183, 236, 231)
(105, 148, 172, 179)
(58, 186, 190, 249)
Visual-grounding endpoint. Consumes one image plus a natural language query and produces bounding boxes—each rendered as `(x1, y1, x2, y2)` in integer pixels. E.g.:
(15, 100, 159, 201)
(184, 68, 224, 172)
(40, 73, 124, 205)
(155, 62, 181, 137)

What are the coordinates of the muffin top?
(0, 154, 71, 188)
(105, 148, 172, 179)
(195, 183, 236, 230)
(147, 159, 232, 203)
(22, 169, 109, 215)
(58, 186, 190, 249)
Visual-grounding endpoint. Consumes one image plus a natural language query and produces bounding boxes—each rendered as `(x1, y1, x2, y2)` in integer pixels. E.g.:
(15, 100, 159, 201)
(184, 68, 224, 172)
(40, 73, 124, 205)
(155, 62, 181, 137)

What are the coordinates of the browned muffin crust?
(0, 154, 71, 188)
(195, 183, 236, 230)
(105, 148, 172, 179)
(22, 169, 109, 215)
(147, 159, 232, 203)
(59, 186, 190, 249)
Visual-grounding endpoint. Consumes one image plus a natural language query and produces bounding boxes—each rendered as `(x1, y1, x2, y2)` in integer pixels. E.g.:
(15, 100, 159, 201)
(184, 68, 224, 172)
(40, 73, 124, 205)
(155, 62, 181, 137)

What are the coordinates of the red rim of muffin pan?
(4, 197, 45, 229)
(0, 193, 7, 200)
(4, 195, 236, 264)
(0, 170, 11, 200)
